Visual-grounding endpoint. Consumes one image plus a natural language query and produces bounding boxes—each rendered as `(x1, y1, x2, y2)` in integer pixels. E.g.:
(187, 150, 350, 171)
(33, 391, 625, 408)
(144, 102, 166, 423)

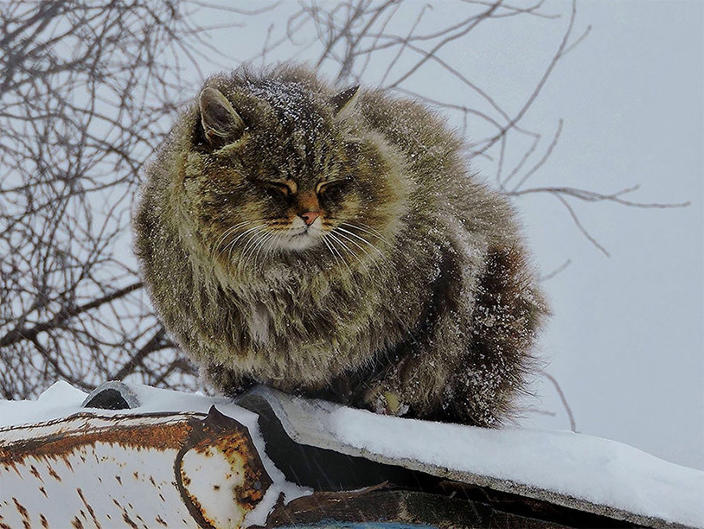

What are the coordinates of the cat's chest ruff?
(247, 301, 272, 345)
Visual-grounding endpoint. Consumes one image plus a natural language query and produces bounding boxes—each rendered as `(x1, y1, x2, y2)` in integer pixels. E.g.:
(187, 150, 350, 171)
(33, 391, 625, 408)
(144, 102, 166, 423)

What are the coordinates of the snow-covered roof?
(1, 382, 702, 529)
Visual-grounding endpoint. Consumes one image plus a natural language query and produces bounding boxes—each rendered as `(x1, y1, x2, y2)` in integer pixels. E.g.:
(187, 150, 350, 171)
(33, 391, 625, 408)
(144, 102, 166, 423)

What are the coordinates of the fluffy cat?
(134, 64, 548, 427)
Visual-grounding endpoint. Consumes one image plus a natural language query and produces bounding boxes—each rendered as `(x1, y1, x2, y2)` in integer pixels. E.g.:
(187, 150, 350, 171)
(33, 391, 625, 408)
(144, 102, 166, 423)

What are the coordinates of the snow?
(2, 382, 703, 528)
(251, 387, 704, 529)
(0, 380, 87, 427)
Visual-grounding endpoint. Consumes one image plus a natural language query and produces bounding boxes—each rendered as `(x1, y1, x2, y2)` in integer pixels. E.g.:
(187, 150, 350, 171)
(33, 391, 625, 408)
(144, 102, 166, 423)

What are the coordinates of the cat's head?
(181, 70, 409, 272)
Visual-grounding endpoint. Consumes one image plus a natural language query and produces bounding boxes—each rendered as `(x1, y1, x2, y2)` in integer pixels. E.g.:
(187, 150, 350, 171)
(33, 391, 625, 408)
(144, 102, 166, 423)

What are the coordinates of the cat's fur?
(134, 64, 548, 426)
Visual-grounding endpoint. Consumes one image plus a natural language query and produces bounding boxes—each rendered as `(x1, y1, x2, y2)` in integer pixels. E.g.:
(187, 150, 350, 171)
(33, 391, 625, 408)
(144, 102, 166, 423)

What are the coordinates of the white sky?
(512, 1, 703, 470)
(174, 0, 703, 469)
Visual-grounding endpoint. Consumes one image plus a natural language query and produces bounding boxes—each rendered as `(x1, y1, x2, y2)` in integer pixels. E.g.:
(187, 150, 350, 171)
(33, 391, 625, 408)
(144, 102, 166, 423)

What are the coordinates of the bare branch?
(541, 370, 577, 432)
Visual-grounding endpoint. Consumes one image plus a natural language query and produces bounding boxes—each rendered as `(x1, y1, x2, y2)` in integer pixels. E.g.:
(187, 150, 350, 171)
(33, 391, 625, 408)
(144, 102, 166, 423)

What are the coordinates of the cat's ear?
(199, 87, 245, 146)
(330, 85, 359, 119)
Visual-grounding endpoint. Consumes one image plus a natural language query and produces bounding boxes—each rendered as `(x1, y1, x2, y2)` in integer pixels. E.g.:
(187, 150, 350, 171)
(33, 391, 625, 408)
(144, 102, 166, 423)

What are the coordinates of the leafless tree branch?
(0, 0, 689, 438)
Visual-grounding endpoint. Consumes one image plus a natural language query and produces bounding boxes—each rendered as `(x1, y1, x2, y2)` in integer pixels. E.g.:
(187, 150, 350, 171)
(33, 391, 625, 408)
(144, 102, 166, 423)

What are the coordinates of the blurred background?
(1, 1, 701, 470)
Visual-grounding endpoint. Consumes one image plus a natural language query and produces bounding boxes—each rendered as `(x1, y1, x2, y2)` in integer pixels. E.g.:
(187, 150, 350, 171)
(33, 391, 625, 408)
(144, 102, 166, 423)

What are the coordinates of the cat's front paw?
(364, 388, 410, 417)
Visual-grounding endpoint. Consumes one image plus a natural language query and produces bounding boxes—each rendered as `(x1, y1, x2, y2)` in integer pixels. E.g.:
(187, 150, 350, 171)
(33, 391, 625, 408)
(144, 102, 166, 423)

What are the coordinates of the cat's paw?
(364, 388, 410, 417)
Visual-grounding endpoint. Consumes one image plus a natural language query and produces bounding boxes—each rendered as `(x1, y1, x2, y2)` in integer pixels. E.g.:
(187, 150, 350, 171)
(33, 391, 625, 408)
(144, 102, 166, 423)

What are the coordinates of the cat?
(134, 64, 548, 427)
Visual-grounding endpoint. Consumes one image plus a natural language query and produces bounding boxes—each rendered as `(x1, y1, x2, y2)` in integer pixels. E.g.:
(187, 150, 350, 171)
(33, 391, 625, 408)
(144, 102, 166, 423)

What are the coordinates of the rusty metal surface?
(0, 406, 271, 529)
(256, 484, 573, 529)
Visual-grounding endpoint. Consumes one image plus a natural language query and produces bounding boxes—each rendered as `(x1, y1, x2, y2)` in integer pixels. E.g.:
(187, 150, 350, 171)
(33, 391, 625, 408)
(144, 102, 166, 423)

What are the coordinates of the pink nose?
(300, 211, 320, 226)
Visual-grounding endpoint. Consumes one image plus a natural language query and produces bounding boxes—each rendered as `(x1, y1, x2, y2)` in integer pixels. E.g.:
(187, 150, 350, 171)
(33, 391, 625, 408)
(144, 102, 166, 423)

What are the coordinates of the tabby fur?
(134, 64, 548, 426)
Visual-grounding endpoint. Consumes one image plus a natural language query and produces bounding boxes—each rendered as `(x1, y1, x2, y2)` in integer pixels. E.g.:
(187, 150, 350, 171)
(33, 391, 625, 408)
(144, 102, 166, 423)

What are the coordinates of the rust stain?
(155, 515, 167, 526)
(47, 467, 61, 482)
(29, 465, 43, 482)
(0, 413, 195, 467)
(7, 462, 21, 477)
(39, 486, 47, 498)
(12, 496, 31, 529)
(115, 475, 122, 485)
(40, 514, 49, 528)
(77, 488, 101, 529)
(13, 498, 29, 520)
(121, 512, 139, 529)
(71, 516, 84, 529)
(62, 455, 74, 472)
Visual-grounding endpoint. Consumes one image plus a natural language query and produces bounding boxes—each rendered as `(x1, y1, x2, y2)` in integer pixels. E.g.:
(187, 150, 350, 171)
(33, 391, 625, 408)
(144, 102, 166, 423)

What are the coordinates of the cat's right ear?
(330, 85, 359, 120)
(199, 87, 245, 146)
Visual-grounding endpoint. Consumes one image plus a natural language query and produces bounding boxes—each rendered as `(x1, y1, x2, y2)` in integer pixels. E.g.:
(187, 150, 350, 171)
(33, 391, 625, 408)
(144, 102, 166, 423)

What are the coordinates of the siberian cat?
(134, 64, 548, 426)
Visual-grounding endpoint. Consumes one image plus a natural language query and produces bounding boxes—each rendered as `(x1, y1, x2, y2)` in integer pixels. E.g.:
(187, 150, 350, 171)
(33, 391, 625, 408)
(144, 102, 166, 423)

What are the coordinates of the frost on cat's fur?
(134, 64, 549, 427)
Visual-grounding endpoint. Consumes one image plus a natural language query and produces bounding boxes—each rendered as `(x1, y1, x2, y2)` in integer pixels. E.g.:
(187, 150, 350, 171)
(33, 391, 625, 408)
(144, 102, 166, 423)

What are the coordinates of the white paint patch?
(181, 447, 246, 529)
(0, 432, 199, 529)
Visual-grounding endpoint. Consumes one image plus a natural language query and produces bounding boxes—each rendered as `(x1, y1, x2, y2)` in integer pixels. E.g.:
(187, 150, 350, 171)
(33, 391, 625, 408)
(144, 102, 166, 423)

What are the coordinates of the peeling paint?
(0, 407, 270, 529)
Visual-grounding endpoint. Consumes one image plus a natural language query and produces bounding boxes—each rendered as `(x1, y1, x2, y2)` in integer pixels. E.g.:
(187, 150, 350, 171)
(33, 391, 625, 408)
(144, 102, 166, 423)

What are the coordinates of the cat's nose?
(300, 211, 320, 226)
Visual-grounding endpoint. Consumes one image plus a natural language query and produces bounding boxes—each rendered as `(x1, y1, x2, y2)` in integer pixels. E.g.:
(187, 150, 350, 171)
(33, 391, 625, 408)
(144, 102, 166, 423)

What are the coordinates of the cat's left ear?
(330, 85, 359, 119)
(199, 87, 245, 146)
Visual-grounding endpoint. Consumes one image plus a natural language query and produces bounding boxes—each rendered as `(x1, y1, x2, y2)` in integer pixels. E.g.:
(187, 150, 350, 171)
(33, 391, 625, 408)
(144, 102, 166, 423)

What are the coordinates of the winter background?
(1, 0, 701, 474)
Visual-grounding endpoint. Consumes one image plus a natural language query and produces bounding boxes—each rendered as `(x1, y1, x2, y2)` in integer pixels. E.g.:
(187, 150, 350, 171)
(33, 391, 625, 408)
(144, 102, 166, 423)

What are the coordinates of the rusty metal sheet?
(0, 406, 271, 529)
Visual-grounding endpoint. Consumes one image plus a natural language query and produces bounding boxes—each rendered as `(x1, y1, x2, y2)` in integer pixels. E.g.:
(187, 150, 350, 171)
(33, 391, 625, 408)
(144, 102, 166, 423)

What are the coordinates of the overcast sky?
(510, 1, 703, 470)
(169, 0, 704, 469)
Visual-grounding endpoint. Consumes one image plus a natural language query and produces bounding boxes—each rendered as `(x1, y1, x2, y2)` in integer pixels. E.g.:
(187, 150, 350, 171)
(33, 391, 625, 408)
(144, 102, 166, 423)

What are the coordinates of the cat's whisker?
(332, 230, 386, 275)
(321, 233, 345, 271)
(328, 231, 358, 260)
(227, 226, 262, 263)
(331, 230, 370, 262)
(239, 229, 268, 270)
(214, 221, 250, 256)
(320, 235, 338, 264)
(264, 231, 284, 259)
(223, 225, 260, 255)
(340, 221, 390, 245)
(352, 223, 388, 243)
(248, 232, 268, 270)
(334, 227, 385, 257)
(252, 230, 278, 269)
(221, 226, 258, 259)
(325, 233, 355, 275)
(335, 228, 389, 270)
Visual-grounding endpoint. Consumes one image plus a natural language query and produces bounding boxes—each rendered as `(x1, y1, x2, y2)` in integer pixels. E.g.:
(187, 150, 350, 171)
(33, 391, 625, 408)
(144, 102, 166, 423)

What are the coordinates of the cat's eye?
(262, 182, 290, 198)
(317, 177, 350, 196)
